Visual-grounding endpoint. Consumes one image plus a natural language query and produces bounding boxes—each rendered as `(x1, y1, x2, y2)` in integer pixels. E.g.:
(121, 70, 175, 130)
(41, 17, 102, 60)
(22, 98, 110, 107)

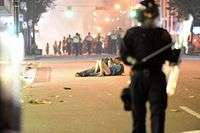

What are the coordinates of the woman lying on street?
(75, 57, 124, 77)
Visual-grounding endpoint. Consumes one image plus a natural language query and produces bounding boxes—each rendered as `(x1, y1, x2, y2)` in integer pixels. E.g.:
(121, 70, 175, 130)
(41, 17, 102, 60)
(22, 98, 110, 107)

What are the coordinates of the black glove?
(120, 87, 132, 111)
(171, 49, 181, 64)
(133, 61, 145, 70)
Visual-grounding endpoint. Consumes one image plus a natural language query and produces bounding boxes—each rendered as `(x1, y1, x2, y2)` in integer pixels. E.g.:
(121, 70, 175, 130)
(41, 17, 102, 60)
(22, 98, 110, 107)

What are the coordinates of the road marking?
(181, 130, 200, 133)
(180, 106, 200, 119)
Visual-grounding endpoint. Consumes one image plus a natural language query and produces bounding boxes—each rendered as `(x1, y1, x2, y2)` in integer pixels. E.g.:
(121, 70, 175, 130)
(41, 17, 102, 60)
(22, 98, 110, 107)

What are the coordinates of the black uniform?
(0, 89, 21, 132)
(120, 26, 180, 133)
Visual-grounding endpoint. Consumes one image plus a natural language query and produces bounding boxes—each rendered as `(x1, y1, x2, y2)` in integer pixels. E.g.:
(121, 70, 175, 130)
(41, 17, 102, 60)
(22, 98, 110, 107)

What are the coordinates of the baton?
(127, 43, 174, 65)
(141, 43, 173, 63)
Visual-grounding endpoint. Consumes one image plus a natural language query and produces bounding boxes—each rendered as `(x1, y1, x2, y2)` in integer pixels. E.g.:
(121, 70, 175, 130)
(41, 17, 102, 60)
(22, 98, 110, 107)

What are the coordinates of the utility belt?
(132, 64, 163, 72)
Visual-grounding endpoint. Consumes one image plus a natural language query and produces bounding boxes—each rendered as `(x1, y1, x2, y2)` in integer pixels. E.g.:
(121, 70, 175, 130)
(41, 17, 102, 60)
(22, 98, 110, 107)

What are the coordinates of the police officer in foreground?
(120, 0, 180, 133)
(0, 24, 21, 133)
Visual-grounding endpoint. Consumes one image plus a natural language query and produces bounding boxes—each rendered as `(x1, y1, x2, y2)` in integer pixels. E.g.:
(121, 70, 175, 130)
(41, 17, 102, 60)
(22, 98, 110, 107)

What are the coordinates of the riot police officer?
(120, 0, 180, 133)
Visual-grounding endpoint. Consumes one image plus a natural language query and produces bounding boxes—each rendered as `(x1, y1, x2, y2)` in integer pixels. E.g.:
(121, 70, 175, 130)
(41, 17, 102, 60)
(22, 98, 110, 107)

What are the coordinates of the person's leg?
(113, 41, 117, 55)
(99, 60, 111, 76)
(94, 60, 101, 73)
(69, 44, 71, 55)
(149, 72, 167, 133)
(131, 72, 147, 133)
(88, 43, 91, 55)
(110, 41, 113, 54)
(62, 47, 65, 54)
(77, 43, 80, 55)
(86, 43, 89, 55)
(72, 44, 75, 55)
(75, 43, 78, 56)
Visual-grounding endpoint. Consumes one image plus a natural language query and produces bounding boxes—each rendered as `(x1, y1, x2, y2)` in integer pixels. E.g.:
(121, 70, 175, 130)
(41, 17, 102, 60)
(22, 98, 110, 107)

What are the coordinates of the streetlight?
(96, 26, 102, 32)
(114, 3, 121, 10)
(92, 11, 97, 17)
(105, 17, 111, 22)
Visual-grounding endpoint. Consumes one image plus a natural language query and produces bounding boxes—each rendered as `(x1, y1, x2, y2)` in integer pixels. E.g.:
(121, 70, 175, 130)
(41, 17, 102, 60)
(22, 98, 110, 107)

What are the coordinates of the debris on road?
(189, 95, 195, 98)
(28, 99, 52, 105)
(59, 100, 64, 103)
(64, 87, 72, 90)
(170, 109, 181, 112)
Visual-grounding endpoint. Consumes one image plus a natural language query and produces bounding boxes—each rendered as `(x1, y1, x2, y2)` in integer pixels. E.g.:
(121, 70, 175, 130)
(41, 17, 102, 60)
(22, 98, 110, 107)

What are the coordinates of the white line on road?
(181, 130, 200, 133)
(180, 106, 200, 119)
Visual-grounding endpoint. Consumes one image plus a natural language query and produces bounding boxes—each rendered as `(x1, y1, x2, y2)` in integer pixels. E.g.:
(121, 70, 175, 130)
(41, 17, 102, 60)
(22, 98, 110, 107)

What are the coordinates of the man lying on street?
(75, 57, 124, 77)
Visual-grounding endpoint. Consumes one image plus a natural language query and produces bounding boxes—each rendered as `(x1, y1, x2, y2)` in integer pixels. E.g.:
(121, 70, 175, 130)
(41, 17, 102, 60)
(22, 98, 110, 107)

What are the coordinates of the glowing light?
(129, 10, 137, 18)
(92, 11, 97, 17)
(93, 18, 97, 22)
(65, 11, 74, 18)
(96, 26, 102, 32)
(0, 26, 24, 104)
(105, 17, 111, 22)
(116, 17, 120, 21)
(120, 11, 127, 14)
(107, 32, 111, 36)
(114, 3, 121, 10)
(65, 7, 74, 18)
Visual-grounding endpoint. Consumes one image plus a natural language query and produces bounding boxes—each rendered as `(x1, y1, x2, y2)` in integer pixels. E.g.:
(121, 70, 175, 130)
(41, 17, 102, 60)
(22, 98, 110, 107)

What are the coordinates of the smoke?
(0, 26, 24, 106)
(36, 0, 96, 55)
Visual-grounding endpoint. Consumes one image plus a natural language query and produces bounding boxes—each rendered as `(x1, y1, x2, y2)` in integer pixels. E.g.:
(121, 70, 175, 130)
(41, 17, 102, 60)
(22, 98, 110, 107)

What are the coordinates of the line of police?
(45, 29, 124, 56)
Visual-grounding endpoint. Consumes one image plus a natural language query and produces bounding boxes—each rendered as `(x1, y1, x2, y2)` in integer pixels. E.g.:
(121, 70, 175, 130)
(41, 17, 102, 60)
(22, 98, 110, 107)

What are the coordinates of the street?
(1, 0, 200, 132)
(22, 56, 200, 133)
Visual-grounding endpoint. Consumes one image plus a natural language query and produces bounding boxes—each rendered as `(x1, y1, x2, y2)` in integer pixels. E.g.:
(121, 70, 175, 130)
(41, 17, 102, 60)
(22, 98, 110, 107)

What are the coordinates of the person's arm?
(162, 29, 181, 65)
(120, 29, 137, 66)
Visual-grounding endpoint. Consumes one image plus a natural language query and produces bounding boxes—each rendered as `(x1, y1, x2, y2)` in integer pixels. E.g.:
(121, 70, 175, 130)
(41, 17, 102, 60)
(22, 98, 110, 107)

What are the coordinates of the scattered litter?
(189, 96, 195, 98)
(28, 99, 52, 105)
(59, 100, 64, 103)
(64, 87, 72, 90)
(170, 109, 181, 112)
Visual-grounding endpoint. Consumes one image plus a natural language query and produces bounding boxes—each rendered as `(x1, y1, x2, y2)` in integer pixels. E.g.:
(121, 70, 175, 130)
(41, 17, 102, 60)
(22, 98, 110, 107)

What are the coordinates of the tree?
(166, 0, 188, 21)
(26, 0, 55, 25)
(21, 0, 55, 55)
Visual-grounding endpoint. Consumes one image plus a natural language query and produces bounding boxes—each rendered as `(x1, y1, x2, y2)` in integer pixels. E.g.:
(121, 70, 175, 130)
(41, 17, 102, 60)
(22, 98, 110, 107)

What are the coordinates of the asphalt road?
(22, 56, 200, 133)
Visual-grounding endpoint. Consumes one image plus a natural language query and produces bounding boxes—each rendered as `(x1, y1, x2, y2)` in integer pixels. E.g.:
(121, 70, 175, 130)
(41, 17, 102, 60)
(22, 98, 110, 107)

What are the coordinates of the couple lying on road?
(75, 57, 124, 77)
